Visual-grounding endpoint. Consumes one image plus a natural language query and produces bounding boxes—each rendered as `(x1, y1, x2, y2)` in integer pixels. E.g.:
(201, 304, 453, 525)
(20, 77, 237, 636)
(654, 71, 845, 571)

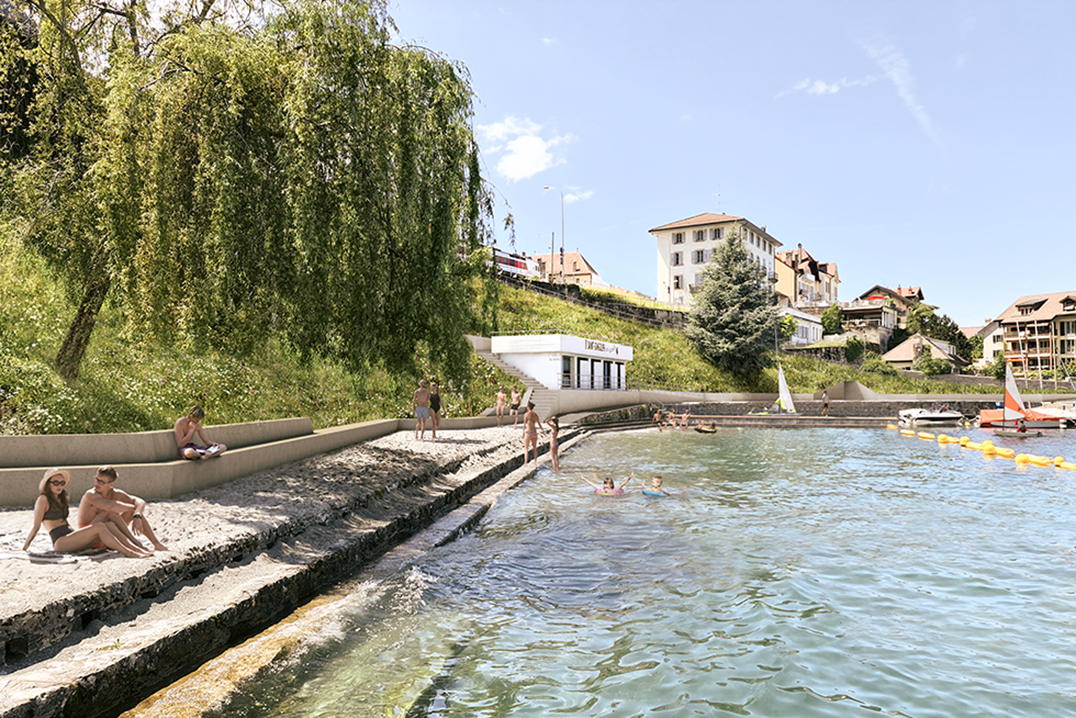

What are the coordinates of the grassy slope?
(1, 240, 1006, 436)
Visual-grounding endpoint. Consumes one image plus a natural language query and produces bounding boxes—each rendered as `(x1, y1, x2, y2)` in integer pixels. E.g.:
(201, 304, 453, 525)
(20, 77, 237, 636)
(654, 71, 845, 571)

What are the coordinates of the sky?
(388, 0, 1076, 328)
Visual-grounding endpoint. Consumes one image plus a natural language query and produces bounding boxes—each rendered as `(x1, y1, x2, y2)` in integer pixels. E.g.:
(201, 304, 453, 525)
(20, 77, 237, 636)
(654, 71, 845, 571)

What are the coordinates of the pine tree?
(685, 231, 780, 376)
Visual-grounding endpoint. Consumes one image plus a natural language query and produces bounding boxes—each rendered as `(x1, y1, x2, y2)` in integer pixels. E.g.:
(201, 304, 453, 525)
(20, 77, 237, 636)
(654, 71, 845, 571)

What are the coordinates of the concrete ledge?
(0, 418, 314, 469)
(0, 416, 512, 508)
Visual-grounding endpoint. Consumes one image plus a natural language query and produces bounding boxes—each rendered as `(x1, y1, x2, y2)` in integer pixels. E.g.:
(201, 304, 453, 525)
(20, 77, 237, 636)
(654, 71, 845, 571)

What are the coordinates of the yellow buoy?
(995, 447, 1015, 459)
(1054, 456, 1066, 466)
(1015, 453, 1030, 463)
(887, 424, 898, 430)
(959, 436, 970, 446)
(1060, 462, 1076, 471)
(918, 431, 935, 440)
(966, 441, 982, 451)
(900, 429, 916, 437)
(1030, 455, 1051, 467)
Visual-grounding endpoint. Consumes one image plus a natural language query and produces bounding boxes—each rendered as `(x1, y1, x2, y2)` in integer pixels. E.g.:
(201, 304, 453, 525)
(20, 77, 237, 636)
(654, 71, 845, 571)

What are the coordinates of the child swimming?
(642, 475, 685, 496)
(580, 473, 634, 495)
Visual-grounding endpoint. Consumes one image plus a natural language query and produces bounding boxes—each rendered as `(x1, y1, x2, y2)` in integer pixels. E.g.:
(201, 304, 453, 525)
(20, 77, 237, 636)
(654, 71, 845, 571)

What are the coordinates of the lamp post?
(543, 186, 565, 285)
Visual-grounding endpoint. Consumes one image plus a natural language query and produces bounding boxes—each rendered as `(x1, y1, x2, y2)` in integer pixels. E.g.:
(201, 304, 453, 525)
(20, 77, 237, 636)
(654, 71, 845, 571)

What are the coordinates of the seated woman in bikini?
(580, 473, 634, 494)
(21, 468, 154, 558)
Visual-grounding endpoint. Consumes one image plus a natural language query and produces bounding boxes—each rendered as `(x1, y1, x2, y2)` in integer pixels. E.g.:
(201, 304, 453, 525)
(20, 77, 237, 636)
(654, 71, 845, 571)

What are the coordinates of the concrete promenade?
(0, 424, 576, 718)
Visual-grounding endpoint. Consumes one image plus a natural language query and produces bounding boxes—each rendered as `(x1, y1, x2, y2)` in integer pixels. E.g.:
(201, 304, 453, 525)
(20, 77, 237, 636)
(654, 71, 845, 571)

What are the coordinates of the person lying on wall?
(78, 465, 168, 551)
(175, 405, 227, 460)
(22, 468, 153, 558)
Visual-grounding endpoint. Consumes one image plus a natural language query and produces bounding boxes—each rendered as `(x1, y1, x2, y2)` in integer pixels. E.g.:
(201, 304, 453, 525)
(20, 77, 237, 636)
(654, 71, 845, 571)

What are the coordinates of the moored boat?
(993, 429, 1043, 438)
(898, 408, 964, 426)
(978, 363, 1074, 429)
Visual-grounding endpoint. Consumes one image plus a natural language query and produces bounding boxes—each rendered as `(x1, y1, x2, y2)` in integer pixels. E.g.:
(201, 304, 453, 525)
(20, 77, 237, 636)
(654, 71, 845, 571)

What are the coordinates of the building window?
(673, 232, 684, 244)
(672, 252, 683, 266)
(693, 250, 706, 264)
(694, 230, 706, 242)
(673, 275, 683, 290)
(711, 228, 723, 240)
(1060, 320, 1076, 336)
(1061, 339, 1076, 355)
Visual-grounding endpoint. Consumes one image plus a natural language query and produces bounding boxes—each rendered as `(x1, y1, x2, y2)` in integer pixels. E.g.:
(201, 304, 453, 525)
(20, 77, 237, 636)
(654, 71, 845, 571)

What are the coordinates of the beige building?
(774, 245, 839, 311)
(533, 250, 602, 287)
(650, 212, 781, 306)
(993, 291, 1076, 375)
(883, 333, 968, 371)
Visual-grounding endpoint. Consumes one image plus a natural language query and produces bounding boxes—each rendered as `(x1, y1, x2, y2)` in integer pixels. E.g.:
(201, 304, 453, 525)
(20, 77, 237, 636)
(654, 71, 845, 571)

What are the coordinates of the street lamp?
(543, 186, 565, 284)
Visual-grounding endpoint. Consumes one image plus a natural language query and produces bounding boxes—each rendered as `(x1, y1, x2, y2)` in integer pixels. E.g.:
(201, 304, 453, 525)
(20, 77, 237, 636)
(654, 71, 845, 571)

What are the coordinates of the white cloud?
(777, 76, 878, 98)
(564, 190, 593, 204)
(477, 117, 576, 182)
(542, 37, 556, 46)
(862, 40, 942, 148)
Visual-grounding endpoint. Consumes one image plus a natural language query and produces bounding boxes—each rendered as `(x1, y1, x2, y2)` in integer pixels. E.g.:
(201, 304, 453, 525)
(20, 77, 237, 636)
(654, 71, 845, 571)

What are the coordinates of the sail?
(1003, 362, 1026, 421)
(777, 365, 796, 414)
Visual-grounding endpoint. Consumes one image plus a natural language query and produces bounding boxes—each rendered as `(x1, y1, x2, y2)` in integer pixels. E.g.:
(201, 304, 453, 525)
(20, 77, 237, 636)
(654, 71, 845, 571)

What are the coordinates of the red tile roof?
(648, 213, 744, 232)
(533, 251, 599, 277)
(995, 290, 1076, 323)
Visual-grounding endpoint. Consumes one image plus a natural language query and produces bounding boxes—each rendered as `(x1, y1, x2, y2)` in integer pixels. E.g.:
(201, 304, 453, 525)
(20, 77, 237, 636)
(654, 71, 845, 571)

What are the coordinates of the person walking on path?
(822, 390, 829, 417)
(413, 379, 431, 440)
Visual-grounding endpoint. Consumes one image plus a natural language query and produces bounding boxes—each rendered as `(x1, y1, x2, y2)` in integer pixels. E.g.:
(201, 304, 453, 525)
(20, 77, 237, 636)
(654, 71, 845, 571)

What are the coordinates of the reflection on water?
(204, 428, 1076, 718)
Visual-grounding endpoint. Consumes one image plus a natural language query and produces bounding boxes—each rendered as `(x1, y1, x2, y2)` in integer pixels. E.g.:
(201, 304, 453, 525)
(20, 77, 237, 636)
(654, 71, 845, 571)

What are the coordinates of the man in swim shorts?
(175, 405, 227, 459)
(510, 387, 522, 427)
(413, 379, 431, 440)
(77, 465, 168, 551)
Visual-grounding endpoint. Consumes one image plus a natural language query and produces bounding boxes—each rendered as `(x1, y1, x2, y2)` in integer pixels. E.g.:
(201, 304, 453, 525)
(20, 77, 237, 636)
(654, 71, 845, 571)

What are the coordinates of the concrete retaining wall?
(0, 416, 503, 508)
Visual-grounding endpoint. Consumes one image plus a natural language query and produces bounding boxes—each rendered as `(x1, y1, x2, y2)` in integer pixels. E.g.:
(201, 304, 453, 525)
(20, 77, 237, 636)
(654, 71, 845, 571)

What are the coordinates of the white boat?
(898, 408, 964, 426)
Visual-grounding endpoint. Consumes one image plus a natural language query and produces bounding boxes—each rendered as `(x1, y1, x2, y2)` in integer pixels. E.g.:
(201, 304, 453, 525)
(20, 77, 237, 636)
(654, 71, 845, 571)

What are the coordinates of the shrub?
(861, 353, 897, 375)
(914, 356, 953, 376)
(844, 336, 864, 364)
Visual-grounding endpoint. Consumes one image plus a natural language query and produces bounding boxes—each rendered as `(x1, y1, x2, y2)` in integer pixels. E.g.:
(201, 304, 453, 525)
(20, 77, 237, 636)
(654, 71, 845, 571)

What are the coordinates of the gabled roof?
(883, 333, 969, 366)
(648, 213, 783, 247)
(534, 251, 600, 277)
(995, 289, 1076, 323)
(897, 285, 924, 301)
(649, 213, 743, 232)
(856, 285, 917, 309)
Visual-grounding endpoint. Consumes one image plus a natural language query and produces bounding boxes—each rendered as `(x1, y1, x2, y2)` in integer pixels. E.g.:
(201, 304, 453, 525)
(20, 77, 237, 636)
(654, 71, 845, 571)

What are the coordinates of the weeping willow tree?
(3, 0, 497, 382)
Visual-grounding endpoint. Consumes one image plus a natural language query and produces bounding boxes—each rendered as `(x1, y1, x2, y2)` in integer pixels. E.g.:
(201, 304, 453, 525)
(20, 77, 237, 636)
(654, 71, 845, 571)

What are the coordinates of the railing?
(562, 376, 627, 391)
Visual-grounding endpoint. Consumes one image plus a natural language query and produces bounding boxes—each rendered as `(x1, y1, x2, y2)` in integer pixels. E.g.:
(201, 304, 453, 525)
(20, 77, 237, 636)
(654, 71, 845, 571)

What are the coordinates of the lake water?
(202, 427, 1076, 718)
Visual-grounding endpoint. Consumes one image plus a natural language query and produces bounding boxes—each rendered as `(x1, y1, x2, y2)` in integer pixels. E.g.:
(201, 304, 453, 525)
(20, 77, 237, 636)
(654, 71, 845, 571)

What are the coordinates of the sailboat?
(776, 365, 796, 414)
(978, 363, 1072, 429)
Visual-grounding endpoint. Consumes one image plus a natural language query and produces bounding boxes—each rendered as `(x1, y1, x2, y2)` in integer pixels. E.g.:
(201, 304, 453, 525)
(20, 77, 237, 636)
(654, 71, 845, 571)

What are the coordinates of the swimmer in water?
(580, 473, 634, 494)
(646, 475, 686, 495)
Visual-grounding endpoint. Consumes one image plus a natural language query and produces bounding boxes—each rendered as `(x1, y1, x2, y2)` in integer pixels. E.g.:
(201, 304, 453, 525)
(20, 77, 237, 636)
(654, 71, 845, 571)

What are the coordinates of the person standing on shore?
(523, 402, 543, 467)
(546, 416, 560, 471)
(413, 379, 431, 440)
(510, 386, 522, 427)
(429, 381, 442, 440)
(78, 465, 168, 552)
(822, 390, 829, 417)
(496, 387, 507, 427)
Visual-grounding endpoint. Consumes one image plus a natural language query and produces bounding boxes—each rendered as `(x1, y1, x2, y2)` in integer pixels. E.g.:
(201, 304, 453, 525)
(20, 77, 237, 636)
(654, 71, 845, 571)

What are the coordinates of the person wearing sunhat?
(21, 468, 153, 558)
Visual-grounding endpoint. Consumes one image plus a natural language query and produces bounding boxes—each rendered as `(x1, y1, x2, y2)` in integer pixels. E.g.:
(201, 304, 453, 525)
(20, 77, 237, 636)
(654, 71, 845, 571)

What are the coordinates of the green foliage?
(779, 314, 798, 343)
(821, 303, 843, 336)
(904, 303, 971, 360)
(860, 352, 897, 375)
(843, 335, 864, 363)
(966, 334, 984, 361)
(5, 0, 498, 385)
(685, 232, 780, 376)
(914, 355, 953, 377)
(989, 350, 1008, 381)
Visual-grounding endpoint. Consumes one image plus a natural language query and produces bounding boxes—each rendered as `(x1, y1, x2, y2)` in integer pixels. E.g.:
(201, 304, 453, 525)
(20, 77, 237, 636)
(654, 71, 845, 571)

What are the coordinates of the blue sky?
(389, 0, 1075, 328)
